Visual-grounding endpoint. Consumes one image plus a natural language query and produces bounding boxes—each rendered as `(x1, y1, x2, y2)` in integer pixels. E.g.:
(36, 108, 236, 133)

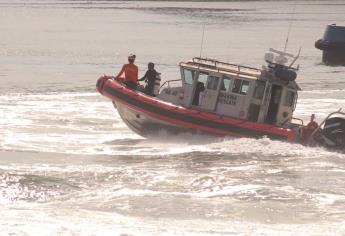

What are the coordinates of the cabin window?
(206, 76, 219, 90)
(221, 76, 232, 91)
(183, 69, 195, 85)
(284, 90, 295, 107)
(232, 79, 250, 95)
(198, 72, 208, 84)
(253, 81, 266, 99)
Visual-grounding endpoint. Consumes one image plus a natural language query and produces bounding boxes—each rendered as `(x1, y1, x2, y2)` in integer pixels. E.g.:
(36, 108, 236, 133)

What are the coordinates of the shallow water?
(1, 1, 345, 235)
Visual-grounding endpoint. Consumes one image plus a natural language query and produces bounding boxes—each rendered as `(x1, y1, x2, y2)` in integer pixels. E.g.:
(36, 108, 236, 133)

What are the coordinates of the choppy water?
(1, 0, 345, 235)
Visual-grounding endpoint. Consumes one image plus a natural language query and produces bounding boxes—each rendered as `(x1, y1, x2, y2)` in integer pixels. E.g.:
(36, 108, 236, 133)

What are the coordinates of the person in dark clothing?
(139, 62, 158, 96)
(192, 82, 205, 105)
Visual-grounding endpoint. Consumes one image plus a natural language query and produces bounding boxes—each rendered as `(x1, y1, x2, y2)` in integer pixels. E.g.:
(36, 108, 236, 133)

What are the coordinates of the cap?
(128, 54, 136, 60)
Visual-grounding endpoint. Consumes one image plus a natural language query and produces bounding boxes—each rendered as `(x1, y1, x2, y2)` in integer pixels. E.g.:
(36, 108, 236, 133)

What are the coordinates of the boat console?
(158, 48, 301, 128)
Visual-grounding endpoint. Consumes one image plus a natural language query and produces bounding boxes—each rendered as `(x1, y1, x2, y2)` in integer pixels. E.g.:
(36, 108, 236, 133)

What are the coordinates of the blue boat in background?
(315, 24, 345, 65)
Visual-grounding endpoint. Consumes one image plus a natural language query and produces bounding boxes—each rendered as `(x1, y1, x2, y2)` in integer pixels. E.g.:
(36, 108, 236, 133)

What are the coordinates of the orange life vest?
(118, 63, 138, 83)
(301, 121, 319, 145)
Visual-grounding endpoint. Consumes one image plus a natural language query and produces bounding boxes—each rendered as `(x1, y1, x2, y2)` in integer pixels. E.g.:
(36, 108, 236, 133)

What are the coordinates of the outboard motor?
(321, 117, 345, 148)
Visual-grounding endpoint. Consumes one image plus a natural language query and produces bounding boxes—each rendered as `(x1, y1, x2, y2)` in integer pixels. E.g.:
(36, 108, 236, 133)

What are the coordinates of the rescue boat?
(97, 48, 345, 150)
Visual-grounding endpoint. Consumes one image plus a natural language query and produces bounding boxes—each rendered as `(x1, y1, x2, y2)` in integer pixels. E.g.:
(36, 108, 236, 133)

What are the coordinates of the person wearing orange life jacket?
(301, 114, 319, 145)
(115, 54, 139, 90)
(307, 114, 319, 130)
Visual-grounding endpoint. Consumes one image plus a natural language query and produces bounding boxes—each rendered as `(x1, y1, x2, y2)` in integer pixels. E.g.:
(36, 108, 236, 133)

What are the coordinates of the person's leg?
(147, 83, 155, 96)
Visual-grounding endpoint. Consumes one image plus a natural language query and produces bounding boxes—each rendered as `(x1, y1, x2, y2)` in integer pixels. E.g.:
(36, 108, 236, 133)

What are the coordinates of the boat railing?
(281, 117, 304, 128)
(159, 79, 182, 90)
(191, 57, 261, 76)
(291, 117, 304, 126)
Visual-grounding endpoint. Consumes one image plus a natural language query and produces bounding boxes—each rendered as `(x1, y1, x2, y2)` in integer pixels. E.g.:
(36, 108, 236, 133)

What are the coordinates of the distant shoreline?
(93, 0, 327, 1)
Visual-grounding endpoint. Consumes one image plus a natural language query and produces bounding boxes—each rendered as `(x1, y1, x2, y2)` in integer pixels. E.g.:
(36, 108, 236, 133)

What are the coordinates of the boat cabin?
(158, 49, 301, 127)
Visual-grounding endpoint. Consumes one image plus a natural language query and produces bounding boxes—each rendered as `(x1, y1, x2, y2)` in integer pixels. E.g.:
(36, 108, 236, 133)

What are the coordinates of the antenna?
(284, 1, 297, 52)
(289, 47, 301, 68)
(199, 23, 206, 58)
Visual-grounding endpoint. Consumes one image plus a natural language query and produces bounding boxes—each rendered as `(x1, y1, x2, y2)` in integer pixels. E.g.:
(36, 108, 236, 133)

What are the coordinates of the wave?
(1, 90, 345, 156)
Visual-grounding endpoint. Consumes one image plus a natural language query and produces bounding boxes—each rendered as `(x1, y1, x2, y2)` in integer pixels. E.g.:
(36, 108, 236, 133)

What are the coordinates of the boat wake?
(0, 90, 343, 158)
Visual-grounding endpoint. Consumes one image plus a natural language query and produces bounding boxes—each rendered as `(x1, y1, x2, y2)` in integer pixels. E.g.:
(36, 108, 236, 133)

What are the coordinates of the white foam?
(1, 204, 345, 236)
(1, 91, 345, 157)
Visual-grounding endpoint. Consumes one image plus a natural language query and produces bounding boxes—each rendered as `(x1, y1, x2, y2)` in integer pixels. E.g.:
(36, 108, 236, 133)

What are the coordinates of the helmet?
(128, 54, 136, 60)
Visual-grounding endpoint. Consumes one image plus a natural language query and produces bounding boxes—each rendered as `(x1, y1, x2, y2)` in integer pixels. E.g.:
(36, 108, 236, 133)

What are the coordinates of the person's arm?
(138, 71, 148, 81)
(115, 65, 125, 79)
